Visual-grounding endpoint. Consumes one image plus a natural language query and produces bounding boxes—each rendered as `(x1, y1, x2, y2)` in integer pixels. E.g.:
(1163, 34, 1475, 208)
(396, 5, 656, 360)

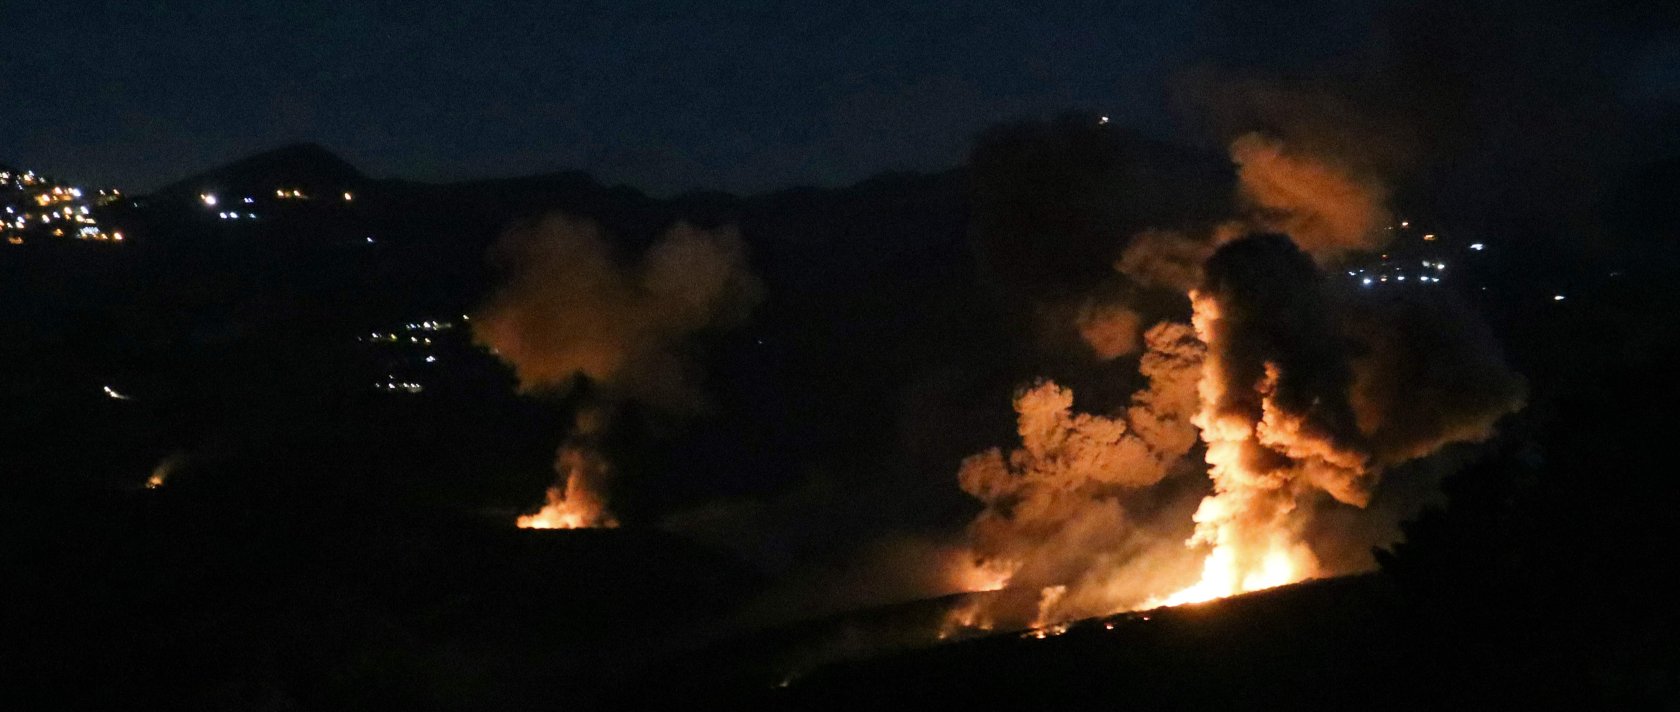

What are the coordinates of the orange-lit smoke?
(951, 229, 1523, 631)
(1230, 133, 1392, 260)
(474, 215, 761, 528)
(954, 323, 1205, 626)
(1151, 234, 1524, 607)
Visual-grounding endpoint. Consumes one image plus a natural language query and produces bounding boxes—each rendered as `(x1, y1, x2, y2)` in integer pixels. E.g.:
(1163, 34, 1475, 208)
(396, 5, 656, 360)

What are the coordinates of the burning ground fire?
(515, 420, 620, 530)
(474, 216, 762, 531)
(943, 134, 1525, 635)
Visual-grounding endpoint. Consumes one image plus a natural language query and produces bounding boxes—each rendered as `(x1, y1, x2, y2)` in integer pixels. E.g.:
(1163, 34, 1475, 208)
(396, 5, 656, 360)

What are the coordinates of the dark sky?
(2, 1, 1674, 194)
(0, 1, 1364, 194)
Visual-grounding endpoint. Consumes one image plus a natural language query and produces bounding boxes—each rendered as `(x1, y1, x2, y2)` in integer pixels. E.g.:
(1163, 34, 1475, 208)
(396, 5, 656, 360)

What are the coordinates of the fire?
(143, 453, 183, 490)
(1146, 287, 1324, 608)
(514, 440, 619, 529)
(515, 476, 618, 530)
(515, 488, 613, 529)
(1148, 539, 1310, 608)
(938, 597, 996, 640)
(955, 558, 1017, 593)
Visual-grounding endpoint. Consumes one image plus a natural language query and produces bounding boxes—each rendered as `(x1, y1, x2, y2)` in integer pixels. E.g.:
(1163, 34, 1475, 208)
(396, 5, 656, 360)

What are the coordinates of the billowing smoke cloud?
(1229, 133, 1392, 259)
(951, 224, 1524, 628)
(475, 215, 761, 410)
(474, 214, 762, 527)
(1073, 300, 1142, 361)
(1168, 233, 1525, 605)
(916, 0, 1657, 640)
(955, 323, 1205, 626)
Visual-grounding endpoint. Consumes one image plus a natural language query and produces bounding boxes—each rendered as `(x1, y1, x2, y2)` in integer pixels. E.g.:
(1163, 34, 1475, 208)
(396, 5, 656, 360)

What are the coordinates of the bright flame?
(1143, 290, 1321, 608)
(515, 479, 619, 529)
(514, 441, 619, 529)
(1148, 539, 1310, 608)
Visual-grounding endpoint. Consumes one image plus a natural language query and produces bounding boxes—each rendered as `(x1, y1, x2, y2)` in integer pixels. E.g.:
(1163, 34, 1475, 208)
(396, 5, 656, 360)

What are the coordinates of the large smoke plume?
(473, 214, 761, 527)
(954, 226, 1525, 627)
(932, 0, 1647, 629)
(952, 102, 1525, 627)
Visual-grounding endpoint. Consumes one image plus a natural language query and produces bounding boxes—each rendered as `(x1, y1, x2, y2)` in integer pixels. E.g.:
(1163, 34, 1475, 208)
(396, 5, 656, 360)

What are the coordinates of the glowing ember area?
(144, 453, 183, 490)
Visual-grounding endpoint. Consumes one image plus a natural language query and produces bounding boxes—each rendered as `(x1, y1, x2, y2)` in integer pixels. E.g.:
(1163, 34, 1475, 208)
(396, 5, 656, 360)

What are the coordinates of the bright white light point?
(425, 355, 437, 363)
(1362, 277, 1373, 286)
(201, 193, 217, 206)
(1553, 294, 1566, 301)
(1469, 243, 1485, 250)
(1398, 274, 1406, 281)
(1399, 220, 1409, 228)
(1098, 116, 1109, 125)
(343, 192, 354, 201)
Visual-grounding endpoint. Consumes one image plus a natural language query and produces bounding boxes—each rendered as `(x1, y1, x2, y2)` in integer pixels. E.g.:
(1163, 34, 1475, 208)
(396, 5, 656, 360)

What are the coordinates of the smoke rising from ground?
(474, 214, 762, 526)
(955, 323, 1206, 625)
(952, 229, 1525, 627)
(937, 1, 1621, 626)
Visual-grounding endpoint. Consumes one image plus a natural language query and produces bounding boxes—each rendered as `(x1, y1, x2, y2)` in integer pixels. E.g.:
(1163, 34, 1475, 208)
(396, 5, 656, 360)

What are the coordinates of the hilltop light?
(1554, 294, 1566, 301)
(201, 193, 217, 207)
(343, 191, 354, 201)
(1469, 243, 1485, 251)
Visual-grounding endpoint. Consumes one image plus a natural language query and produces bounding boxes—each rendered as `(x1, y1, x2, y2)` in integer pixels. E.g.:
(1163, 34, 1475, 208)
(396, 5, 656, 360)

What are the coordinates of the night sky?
(2, 0, 1384, 194)
(3, 2, 1676, 194)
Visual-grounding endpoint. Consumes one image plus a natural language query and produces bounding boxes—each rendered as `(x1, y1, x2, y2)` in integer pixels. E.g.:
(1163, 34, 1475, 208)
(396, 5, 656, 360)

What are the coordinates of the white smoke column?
(474, 215, 762, 528)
